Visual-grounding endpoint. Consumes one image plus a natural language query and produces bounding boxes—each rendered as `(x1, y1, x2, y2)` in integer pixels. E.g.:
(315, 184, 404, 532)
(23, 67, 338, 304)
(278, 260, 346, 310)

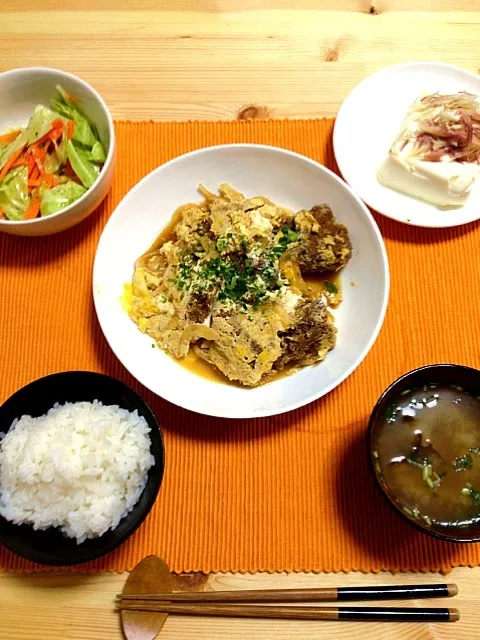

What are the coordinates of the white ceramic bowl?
(0, 67, 115, 236)
(93, 144, 389, 418)
(334, 62, 480, 228)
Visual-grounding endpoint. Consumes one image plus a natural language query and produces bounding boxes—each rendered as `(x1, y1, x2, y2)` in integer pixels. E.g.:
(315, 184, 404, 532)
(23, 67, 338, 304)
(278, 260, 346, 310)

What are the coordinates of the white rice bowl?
(0, 400, 155, 544)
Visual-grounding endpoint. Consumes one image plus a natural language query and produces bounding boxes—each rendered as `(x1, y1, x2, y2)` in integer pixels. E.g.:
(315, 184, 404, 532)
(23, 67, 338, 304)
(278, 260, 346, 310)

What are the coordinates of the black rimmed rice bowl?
(0, 371, 164, 566)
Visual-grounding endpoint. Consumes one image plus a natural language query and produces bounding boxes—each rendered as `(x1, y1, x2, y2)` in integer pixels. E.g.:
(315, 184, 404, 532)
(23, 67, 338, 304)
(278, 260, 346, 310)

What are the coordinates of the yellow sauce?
(303, 272, 341, 299)
(121, 282, 133, 313)
(177, 349, 231, 385)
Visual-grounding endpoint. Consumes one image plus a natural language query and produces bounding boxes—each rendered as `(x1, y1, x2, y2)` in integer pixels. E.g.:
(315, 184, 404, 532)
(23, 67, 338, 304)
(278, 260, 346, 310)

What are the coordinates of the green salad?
(0, 85, 106, 221)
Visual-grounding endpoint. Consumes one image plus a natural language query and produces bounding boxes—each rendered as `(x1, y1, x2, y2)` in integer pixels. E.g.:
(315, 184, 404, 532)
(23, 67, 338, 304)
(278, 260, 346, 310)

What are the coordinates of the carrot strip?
(0, 145, 26, 180)
(35, 119, 64, 146)
(27, 155, 36, 175)
(50, 127, 63, 141)
(38, 130, 62, 146)
(23, 198, 40, 220)
(31, 146, 47, 176)
(0, 206, 4, 219)
(28, 178, 43, 188)
(51, 176, 62, 187)
(30, 166, 40, 181)
(0, 129, 22, 145)
(44, 173, 55, 189)
(0, 120, 64, 184)
(10, 159, 27, 169)
(32, 146, 47, 160)
(64, 92, 80, 103)
(66, 120, 75, 140)
(65, 160, 76, 178)
(36, 131, 56, 146)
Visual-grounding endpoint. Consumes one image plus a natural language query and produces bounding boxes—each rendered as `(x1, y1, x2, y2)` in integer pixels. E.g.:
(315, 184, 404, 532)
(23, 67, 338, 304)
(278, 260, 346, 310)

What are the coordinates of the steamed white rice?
(0, 400, 155, 544)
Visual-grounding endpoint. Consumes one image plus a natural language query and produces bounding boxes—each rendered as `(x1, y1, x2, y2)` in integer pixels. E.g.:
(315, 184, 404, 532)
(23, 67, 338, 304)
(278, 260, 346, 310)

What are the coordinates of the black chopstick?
(117, 583, 458, 603)
(336, 606, 459, 622)
(117, 601, 460, 622)
(336, 583, 458, 601)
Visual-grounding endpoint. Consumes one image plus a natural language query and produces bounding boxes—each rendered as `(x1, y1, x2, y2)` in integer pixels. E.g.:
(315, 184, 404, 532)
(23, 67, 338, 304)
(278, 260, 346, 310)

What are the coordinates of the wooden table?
(1, 1, 480, 638)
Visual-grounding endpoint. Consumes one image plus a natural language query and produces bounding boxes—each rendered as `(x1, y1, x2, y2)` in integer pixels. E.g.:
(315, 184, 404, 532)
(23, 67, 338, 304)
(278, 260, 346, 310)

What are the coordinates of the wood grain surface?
(2, 4, 480, 120)
(0, 568, 477, 639)
(2, 1, 480, 638)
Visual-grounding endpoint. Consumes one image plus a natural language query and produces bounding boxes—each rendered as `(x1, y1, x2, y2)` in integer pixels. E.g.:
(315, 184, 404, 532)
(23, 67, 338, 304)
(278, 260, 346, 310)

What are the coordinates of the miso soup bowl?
(0, 67, 115, 236)
(368, 363, 480, 543)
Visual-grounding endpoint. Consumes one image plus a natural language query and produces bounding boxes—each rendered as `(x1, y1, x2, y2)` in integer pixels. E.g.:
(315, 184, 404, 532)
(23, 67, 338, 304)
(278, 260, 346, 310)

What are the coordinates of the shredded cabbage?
(0, 84, 107, 221)
(0, 166, 29, 220)
(66, 140, 100, 188)
(40, 180, 87, 217)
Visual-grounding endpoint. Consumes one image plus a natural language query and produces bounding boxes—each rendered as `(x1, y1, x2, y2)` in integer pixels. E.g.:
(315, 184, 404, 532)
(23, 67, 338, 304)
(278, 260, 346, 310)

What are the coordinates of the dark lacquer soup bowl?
(368, 364, 480, 543)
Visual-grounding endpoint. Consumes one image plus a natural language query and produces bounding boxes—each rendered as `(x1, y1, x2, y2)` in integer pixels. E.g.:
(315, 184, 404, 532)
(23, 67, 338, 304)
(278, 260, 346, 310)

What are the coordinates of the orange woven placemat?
(1, 119, 480, 574)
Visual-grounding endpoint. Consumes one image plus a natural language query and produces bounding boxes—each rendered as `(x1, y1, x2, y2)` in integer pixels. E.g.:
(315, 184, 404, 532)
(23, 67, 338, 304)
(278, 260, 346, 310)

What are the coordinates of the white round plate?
(93, 144, 389, 419)
(334, 62, 480, 228)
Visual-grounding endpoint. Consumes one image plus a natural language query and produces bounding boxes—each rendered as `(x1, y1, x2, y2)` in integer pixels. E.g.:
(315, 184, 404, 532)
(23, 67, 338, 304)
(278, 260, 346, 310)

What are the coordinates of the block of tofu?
(378, 92, 480, 207)
(378, 153, 480, 207)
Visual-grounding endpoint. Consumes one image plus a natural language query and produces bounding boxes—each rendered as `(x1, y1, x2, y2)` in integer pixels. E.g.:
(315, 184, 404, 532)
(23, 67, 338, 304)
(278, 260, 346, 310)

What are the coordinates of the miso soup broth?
(372, 383, 480, 529)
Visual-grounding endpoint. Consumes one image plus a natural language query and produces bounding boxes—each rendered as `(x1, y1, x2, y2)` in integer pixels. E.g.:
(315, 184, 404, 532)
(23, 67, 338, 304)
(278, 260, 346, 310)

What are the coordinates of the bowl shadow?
(0, 199, 108, 267)
(335, 423, 468, 573)
(372, 210, 480, 246)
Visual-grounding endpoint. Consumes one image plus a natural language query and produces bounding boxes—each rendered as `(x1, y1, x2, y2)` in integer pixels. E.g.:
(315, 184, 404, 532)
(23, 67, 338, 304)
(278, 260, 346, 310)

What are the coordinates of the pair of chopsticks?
(116, 583, 460, 623)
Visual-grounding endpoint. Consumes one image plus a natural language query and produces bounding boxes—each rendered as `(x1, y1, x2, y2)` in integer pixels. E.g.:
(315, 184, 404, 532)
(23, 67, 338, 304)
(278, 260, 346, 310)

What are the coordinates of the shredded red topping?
(392, 92, 480, 164)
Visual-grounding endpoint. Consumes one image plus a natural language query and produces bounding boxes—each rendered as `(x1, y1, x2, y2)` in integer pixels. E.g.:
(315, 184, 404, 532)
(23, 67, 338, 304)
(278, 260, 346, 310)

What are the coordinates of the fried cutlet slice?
(273, 298, 337, 370)
(293, 204, 352, 273)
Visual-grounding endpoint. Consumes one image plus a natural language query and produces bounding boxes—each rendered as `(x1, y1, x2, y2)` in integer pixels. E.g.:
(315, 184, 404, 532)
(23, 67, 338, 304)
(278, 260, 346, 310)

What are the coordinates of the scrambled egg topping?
(129, 184, 352, 387)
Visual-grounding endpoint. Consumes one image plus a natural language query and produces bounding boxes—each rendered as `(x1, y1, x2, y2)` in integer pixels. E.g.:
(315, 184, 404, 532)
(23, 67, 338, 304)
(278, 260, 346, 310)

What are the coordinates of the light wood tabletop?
(2, 1, 480, 638)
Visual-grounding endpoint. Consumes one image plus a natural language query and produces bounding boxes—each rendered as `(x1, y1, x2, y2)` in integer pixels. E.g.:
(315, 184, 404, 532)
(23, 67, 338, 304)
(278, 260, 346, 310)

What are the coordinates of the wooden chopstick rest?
(120, 556, 173, 640)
